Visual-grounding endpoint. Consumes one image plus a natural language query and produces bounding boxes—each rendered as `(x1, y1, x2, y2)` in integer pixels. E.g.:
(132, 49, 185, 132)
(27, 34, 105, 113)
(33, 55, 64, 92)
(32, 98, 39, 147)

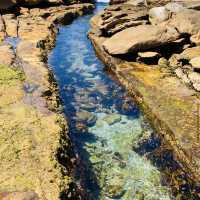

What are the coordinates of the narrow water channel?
(48, 3, 173, 200)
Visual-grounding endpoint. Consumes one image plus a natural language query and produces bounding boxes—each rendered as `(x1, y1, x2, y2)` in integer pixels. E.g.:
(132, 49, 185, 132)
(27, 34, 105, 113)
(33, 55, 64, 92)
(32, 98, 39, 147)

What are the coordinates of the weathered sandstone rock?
(190, 57, 200, 71)
(169, 9, 200, 35)
(188, 72, 200, 91)
(191, 32, 200, 46)
(2, 14, 18, 37)
(98, 4, 148, 36)
(174, 67, 190, 84)
(0, 191, 39, 200)
(103, 25, 180, 55)
(0, 43, 15, 66)
(0, 15, 5, 42)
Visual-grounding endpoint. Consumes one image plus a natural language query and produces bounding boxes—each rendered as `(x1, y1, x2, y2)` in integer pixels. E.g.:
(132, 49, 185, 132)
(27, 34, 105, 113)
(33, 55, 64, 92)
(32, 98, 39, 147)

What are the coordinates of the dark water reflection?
(48, 3, 173, 200)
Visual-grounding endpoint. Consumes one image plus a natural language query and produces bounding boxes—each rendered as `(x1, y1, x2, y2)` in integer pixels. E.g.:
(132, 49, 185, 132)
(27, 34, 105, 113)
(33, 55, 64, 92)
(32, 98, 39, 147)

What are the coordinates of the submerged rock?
(102, 113, 121, 125)
(76, 110, 97, 126)
(86, 113, 172, 199)
(180, 46, 200, 61)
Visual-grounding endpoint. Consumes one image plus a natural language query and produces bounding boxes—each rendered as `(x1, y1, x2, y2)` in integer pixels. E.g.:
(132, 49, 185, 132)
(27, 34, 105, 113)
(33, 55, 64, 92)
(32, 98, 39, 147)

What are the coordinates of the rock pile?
(91, 1, 200, 92)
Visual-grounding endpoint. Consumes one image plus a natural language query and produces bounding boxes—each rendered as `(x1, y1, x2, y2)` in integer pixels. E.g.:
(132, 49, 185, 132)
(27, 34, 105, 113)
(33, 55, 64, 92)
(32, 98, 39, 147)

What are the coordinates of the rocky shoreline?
(88, 0, 200, 196)
(0, 2, 94, 199)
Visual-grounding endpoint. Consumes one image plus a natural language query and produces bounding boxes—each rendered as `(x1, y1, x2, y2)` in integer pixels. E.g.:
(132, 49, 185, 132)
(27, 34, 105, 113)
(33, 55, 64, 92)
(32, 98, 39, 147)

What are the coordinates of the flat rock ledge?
(89, 0, 200, 194)
(0, 3, 94, 200)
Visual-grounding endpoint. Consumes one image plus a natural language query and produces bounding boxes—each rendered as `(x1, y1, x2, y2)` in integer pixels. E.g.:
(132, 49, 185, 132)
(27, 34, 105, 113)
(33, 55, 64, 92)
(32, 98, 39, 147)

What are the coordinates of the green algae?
(0, 64, 73, 199)
(0, 65, 25, 85)
(85, 113, 172, 200)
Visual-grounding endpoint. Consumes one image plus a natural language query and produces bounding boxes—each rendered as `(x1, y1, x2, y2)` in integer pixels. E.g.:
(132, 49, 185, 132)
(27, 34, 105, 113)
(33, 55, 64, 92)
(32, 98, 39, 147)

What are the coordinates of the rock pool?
(48, 3, 173, 200)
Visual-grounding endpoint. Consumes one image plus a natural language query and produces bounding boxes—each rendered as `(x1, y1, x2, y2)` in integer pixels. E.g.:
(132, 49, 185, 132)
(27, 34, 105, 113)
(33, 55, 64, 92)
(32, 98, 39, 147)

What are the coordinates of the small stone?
(75, 122, 88, 133)
(149, 6, 170, 25)
(76, 110, 97, 126)
(102, 113, 121, 125)
(138, 51, 160, 58)
(0, 43, 15, 66)
(105, 184, 125, 198)
(168, 54, 182, 69)
(158, 57, 168, 67)
(175, 68, 190, 84)
(190, 57, 200, 72)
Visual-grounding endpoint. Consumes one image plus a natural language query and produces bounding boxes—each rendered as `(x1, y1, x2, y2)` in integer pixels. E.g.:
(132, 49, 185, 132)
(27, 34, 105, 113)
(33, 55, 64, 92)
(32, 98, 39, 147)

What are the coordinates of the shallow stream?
(48, 3, 173, 200)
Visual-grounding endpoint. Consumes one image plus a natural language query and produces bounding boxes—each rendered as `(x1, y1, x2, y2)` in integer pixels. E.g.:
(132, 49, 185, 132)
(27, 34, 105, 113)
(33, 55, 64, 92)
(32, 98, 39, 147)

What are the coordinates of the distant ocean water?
(96, 0, 109, 2)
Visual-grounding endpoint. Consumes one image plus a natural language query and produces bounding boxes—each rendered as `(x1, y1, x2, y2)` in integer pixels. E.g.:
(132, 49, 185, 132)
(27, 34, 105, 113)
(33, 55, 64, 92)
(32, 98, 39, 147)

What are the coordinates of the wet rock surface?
(0, 2, 94, 200)
(89, 0, 200, 199)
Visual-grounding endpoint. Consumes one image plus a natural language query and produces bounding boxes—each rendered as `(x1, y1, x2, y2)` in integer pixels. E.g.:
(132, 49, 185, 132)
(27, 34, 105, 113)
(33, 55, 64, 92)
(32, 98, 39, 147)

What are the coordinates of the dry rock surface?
(0, 2, 94, 200)
(89, 0, 200, 198)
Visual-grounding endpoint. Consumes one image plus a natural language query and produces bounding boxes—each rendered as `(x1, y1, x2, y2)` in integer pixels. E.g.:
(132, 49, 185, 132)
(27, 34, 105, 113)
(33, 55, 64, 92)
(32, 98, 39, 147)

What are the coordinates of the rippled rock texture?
(0, 2, 94, 200)
(89, 0, 200, 198)
(0, 0, 94, 11)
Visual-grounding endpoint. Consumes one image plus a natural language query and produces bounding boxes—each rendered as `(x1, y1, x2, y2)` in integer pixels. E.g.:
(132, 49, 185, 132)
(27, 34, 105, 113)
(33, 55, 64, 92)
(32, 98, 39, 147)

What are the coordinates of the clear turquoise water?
(48, 3, 173, 200)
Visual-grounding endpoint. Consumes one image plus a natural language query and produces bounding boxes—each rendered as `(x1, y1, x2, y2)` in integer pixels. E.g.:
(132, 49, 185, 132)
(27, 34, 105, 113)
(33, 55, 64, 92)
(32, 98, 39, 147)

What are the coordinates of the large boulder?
(149, 6, 170, 25)
(169, 9, 200, 35)
(103, 24, 180, 55)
